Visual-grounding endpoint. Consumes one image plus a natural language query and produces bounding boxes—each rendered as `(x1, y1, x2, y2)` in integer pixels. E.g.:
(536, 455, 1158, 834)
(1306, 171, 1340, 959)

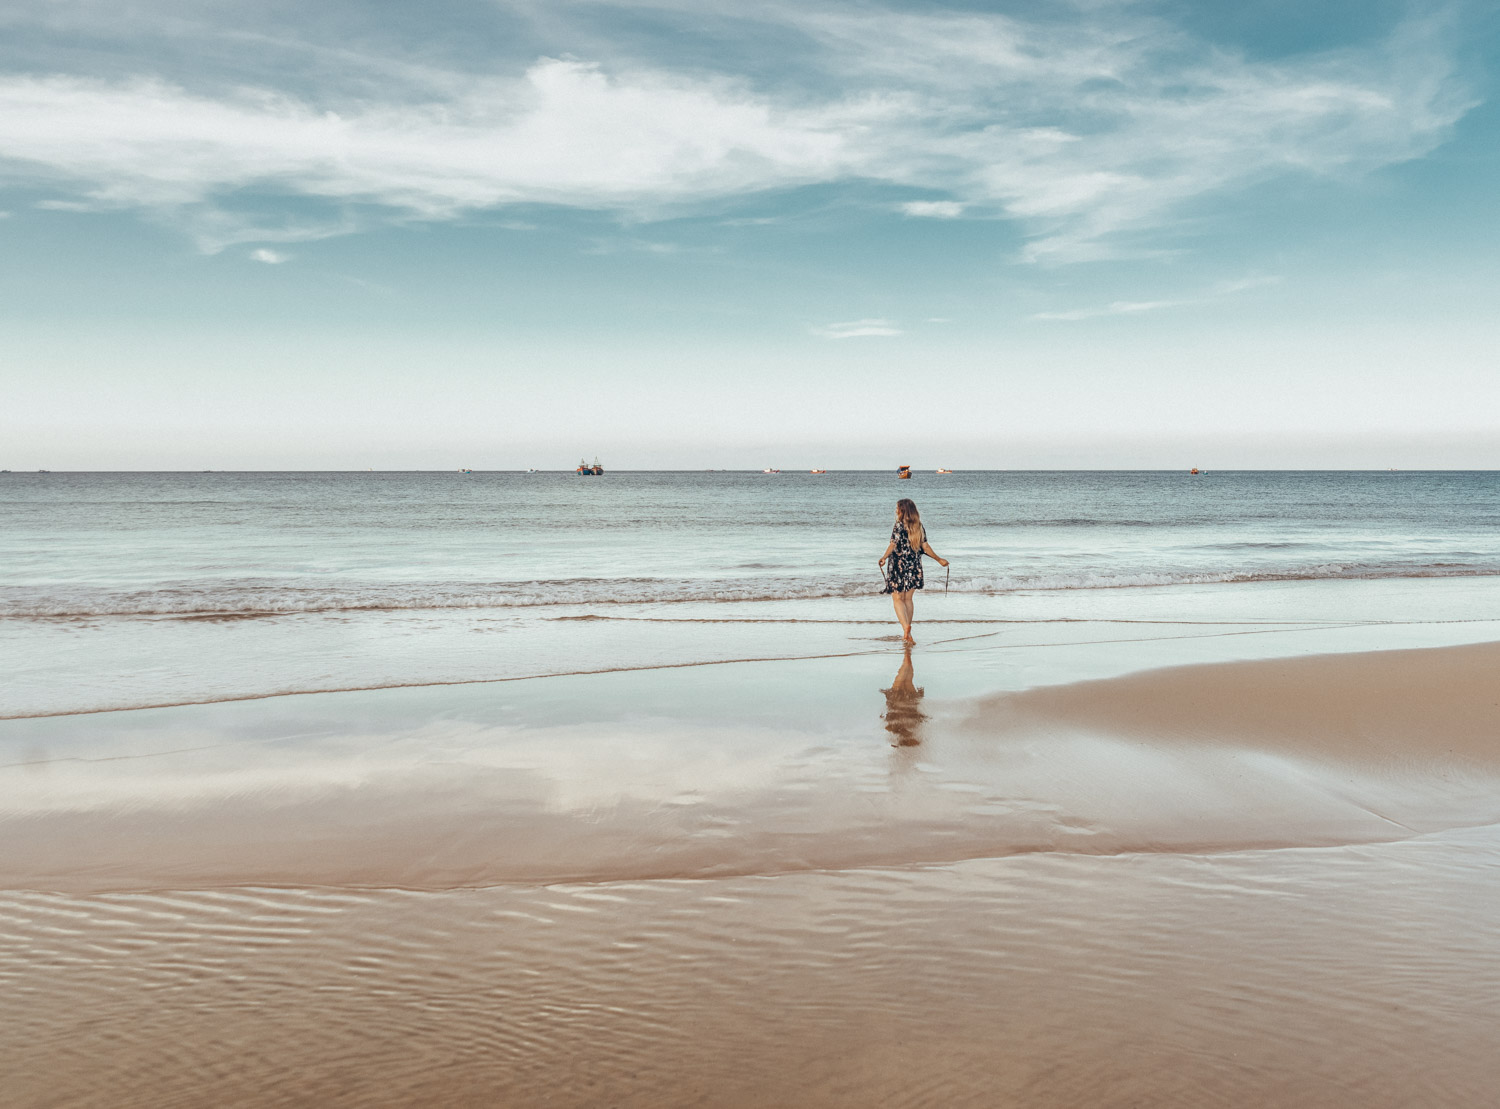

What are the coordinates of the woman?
(878, 498, 948, 644)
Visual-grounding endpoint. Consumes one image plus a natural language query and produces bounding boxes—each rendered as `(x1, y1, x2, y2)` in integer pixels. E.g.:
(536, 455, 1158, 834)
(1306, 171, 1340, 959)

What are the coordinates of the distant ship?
(1190, 468, 1201, 475)
(810, 469, 827, 474)
(761, 468, 780, 474)
(459, 468, 474, 474)
(897, 464, 912, 480)
(577, 458, 604, 475)
(936, 468, 953, 474)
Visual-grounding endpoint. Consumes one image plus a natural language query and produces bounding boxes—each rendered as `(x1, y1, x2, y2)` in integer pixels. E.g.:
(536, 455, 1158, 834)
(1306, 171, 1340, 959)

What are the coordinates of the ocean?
(5, 469, 1500, 717)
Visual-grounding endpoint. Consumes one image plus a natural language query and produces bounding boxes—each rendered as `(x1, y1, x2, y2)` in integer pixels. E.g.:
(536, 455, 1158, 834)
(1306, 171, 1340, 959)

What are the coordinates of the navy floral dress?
(881, 521, 925, 594)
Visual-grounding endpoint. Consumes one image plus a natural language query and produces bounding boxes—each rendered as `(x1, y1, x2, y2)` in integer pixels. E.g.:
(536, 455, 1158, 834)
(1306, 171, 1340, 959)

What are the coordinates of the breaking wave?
(6, 561, 1500, 619)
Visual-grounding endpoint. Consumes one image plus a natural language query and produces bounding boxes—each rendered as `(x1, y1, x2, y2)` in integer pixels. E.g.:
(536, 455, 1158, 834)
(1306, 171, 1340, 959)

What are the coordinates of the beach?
(5, 472, 1500, 1105)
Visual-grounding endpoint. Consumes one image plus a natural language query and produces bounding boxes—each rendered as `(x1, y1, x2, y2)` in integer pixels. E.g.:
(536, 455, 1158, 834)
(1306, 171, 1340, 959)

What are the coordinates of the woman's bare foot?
(902, 630, 915, 644)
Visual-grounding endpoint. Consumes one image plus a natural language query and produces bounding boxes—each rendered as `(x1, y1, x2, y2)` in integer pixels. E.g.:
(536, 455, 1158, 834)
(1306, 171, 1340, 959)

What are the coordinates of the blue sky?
(3, 0, 1498, 469)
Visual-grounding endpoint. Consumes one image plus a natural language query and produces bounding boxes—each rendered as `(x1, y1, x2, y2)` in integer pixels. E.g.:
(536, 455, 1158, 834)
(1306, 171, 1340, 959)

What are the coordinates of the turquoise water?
(6, 470, 1500, 613)
(4, 470, 1500, 715)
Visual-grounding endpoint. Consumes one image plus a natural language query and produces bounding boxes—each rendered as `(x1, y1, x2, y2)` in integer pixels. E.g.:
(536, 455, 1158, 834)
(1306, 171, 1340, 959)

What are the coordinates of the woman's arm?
(921, 539, 949, 568)
(878, 539, 896, 566)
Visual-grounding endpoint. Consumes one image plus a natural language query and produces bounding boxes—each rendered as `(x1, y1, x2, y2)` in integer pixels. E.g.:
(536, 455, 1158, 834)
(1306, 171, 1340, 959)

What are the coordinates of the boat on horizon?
(761, 468, 780, 474)
(577, 458, 604, 475)
(810, 469, 826, 474)
(936, 468, 953, 474)
(897, 464, 912, 480)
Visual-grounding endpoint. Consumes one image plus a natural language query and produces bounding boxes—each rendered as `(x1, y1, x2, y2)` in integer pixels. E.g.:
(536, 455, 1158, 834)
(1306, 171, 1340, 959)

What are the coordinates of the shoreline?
(0, 612, 1394, 722)
(10, 573, 1500, 720)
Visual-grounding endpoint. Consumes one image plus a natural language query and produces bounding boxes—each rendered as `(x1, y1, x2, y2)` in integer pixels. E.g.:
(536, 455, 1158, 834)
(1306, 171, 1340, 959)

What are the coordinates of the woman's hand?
(878, 556, 886, 567)
(937, 558, 949, 568)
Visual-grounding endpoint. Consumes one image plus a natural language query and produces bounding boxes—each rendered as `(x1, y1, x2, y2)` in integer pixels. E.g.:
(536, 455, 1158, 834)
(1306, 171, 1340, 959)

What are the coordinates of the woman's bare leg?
(903, 594, 916, 641)
(892, 591, 912, 640)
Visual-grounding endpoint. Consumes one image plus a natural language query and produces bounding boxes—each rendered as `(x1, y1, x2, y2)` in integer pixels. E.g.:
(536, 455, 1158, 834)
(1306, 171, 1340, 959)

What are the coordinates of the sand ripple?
(4, 835, 1500, 1108)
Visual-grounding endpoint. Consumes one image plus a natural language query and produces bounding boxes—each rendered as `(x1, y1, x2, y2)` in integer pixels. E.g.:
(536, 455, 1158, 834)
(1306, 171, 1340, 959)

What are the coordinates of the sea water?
(4, 470, 1500, 716)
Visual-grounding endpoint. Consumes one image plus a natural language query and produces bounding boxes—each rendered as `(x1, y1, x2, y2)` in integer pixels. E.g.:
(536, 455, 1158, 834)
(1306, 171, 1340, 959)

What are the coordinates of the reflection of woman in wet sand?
(878, 498, 947, 643)
(882, 646, 926, 747)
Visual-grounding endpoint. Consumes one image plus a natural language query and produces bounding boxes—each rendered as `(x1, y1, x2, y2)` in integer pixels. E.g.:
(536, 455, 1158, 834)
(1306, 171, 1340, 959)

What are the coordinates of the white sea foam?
(5, 561, 1500, 619)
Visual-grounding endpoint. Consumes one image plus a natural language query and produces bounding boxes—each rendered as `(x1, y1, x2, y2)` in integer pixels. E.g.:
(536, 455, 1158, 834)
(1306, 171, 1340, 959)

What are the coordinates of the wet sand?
(984, 638, 1500, 766)
(6, 833, 1499, 1108)
(5, 613, 1500, 1105)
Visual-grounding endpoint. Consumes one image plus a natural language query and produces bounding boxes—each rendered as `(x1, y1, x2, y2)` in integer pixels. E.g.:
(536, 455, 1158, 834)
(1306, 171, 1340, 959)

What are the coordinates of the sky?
(2, 0, 1498, 469)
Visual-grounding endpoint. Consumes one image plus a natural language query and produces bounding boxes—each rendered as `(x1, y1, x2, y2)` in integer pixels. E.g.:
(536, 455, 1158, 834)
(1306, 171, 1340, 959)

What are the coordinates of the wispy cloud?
(1033, 299, 1185, 322)
(0, 3, 1476, 257)
(1033, 275, 1282, 321)
(902, 200, 964, 219)
(1212, 275, 1284, 296)
(812, 318, 903, 339)
(583, 236, 691, 256)
(249, 247, 289, 264)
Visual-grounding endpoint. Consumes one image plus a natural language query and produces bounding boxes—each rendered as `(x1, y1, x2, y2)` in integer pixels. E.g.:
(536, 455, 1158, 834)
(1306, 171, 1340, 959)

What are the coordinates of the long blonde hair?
(896, 498, 923, 550)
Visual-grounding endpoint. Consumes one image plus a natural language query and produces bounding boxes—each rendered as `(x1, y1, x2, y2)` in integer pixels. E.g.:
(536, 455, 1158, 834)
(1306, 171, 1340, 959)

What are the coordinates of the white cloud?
(902, 200, 964, 218)
(1213, 275, 1284, 295)
(0, 5, 1476, 258)
(583, 237, 690, 256)
(0, 63, 847, 238)
(249, 247, 288, 264)
(1033, 274, 1282, 320)
(1034, 299, 1184, 321)
(812, 318, 903, 339)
